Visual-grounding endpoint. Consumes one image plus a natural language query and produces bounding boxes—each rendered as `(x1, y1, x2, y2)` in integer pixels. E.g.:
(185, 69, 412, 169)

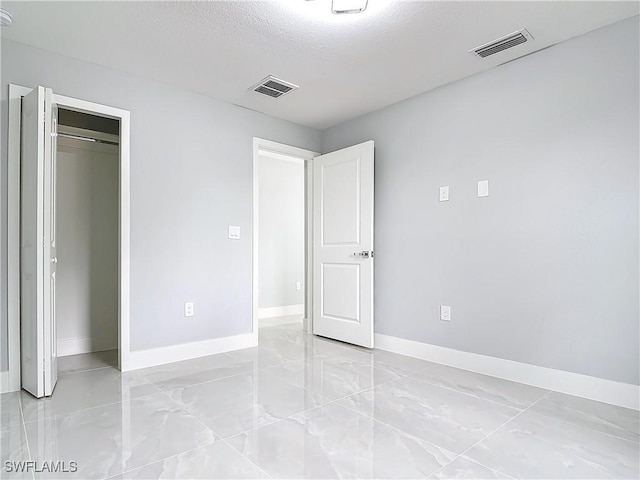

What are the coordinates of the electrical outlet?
(296, 281, 301, 291)
(439, 185, 449, 202)
(440, 305, 451, 322)
(184, 302, 194, 317)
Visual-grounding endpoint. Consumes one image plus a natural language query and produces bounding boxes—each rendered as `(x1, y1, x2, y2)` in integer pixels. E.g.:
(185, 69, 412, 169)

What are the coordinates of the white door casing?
(20, 86, 58, 397)
(313, 141, 374, 348)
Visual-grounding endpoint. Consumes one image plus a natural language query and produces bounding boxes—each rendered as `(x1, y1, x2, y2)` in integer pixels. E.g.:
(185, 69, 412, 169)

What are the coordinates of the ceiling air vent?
(251, 76, 299, 99)
(470, 29, 533, 58)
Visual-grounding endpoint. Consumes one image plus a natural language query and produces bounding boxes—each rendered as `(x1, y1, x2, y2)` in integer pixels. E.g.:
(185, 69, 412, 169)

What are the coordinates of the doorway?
(252, 139, 318, 337)
(256, 150, 305, 327)
(55, 109, 120, 373)
(252, 138, 375, 348)
(6, 84, 131, 397)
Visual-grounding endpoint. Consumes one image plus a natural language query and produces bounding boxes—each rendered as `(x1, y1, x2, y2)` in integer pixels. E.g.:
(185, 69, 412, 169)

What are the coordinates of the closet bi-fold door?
(21, 86, 58, 397)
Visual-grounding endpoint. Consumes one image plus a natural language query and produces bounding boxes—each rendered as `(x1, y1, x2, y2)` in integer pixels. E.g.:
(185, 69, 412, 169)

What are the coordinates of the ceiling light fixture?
(0, 8, 13, 26)
(332, 0, 368, 14)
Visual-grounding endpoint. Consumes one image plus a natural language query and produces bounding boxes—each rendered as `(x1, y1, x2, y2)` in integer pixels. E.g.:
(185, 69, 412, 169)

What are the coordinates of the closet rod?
(57, 132, 119, 146)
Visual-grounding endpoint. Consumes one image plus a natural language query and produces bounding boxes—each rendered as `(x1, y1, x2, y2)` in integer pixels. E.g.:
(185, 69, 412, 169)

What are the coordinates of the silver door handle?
(353, 251, 372, 258)
(51, 257, 58, 264)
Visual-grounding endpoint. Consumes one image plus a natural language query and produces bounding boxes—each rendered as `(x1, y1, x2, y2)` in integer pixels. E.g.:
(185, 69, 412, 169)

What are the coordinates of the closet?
(55, 109, 120, 359)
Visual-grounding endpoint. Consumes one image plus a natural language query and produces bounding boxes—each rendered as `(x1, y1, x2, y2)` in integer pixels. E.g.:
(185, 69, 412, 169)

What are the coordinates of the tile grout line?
(517, 405, 640, 446)
(100, 440, 219, 480)
(247, 352, 640, 448)
(151, 378, 281, 480)
(366, 346, 640, 445)
(336, 352, 640, 447)
(17, 393, 36, 480)
(141, 349, 323, 394)
(153, 386, 221, 437)
(101, 388, 220, 479)
(429, 454, 516, 480)
(221, 438, 274, 480)
(322, 376, 526, 450)
(142, 338, 350, 446)
(150, 328, 612, 478)
(194, 345, 394, 448)
(58, 365, 114, 377)
(321, 384, 476, 471)
(261, 360, 405, 396)
(428, 390, 554, 478)
(324, 344, 640, 449)
(404, 370, 551, 411)
(20, 389, 166, 425)
(143, 368, 254, 393)
(22, 390, 183, 479)
(241, 370, 508, 480)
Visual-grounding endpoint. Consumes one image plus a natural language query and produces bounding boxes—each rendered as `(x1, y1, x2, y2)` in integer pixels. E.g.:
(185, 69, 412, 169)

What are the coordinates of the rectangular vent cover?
(251, 76, 299, 99)
(471, 29, 533, 58)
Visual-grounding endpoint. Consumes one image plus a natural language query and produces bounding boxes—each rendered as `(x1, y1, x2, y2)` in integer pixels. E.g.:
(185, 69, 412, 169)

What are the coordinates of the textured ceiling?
(2, 1, 638, 129)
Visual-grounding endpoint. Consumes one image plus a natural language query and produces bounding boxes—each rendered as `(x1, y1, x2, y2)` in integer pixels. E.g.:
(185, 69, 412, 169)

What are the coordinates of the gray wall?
(0, 39, 321, 365)
(258, 155, 305, 309)
(56, 138, 119, 354)
(322, 18, 639, 385)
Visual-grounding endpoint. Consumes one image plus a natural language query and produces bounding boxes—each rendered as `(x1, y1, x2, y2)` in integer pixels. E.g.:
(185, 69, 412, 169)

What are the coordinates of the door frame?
(252, 138, 319, 338)
(5, 84, 131, 392)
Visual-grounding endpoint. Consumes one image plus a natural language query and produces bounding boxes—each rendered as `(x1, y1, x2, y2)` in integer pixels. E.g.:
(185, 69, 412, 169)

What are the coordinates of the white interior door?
(313, 141, 374, 348)
(20, 86, 58, 397)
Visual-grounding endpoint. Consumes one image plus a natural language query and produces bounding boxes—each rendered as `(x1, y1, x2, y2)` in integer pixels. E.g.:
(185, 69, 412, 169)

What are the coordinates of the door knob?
(353, 251, 372, 258)
(51, 257, 58, 264)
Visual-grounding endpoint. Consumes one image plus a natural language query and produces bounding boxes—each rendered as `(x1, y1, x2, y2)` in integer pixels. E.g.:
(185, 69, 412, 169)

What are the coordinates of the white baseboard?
(375, 333, 640, 411)
(0, 371, 10, 394)
(125, 332, 257, 371)
(258, 304, 304, 319)
(58, 336, 117, 357)
(259, 316, 304, 327)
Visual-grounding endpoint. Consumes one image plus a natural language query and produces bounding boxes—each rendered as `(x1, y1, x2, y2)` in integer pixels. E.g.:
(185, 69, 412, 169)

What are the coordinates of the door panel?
(313, 141, 374, 348)
(20, 86, 56, 398)
(21, 87, 46, 397)
(44, 101, 58, 396)
(321, 263, 360, 322)
(321, 159, 360, 245)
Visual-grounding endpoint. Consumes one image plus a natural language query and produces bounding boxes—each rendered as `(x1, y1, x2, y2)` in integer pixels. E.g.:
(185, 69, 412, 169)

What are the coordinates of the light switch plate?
(440, 305, 451, 322)
(439, 185, 450, 202)
(478, 180, 489, 197)
(228, 225, 241, 240)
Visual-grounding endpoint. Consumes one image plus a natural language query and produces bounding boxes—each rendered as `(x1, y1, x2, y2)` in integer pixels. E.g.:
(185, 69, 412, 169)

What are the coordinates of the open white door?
(313, 141, 374, 348)
(20, 86, 58, 397)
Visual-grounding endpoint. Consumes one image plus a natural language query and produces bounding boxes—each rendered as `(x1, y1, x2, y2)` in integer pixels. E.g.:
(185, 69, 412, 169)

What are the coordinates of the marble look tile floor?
(1, 321, 638, 479)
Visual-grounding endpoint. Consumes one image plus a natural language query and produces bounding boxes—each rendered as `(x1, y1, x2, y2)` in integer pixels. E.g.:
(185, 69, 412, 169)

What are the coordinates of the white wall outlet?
(477, 180, 489, 197)
(440, 305, 451, 322)
(184, 302, 194, 317)
(228, 225, 241, 240)
(439, 185, 450, 202)
(296, 281, 301, 291)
